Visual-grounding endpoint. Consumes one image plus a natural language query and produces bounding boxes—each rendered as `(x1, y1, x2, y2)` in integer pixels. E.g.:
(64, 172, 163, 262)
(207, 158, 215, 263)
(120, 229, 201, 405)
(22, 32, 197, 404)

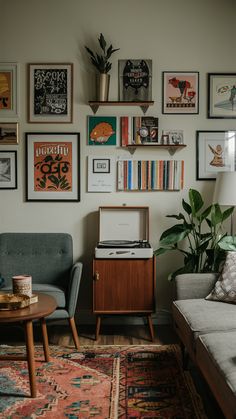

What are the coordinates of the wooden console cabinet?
(93, 257, 156, 341)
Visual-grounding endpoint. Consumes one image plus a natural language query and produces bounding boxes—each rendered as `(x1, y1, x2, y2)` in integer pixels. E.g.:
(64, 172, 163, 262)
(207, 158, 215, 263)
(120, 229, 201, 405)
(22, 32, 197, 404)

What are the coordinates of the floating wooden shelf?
(123, 144, 187, 155)
(88, 100, 154, 114)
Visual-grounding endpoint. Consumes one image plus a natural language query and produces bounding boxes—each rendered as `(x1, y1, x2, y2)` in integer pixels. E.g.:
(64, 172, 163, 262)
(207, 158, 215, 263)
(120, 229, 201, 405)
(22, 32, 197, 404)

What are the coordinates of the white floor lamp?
(213, 171, 236, 235)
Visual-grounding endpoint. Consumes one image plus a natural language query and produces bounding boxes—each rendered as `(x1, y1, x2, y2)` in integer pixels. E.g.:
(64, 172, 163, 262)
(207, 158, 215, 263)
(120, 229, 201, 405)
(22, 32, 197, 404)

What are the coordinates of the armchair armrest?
(67, 262, 83, 317)
(174, 273, 217, 300)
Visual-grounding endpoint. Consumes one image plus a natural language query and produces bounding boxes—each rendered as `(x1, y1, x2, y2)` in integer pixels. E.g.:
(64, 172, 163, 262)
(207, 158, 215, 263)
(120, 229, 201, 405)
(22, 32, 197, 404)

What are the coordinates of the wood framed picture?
(162, 71, 199, 114)
(119, 59, 152, 101)
(0, 150, 17, 189)
(196, 130, 236, 180)
(26, 132, 80, 201)
(0, 122, 18, 144)
(208, 73, 236, 118)
(28, 63, 73, 123)
(0, 63, 19, 117)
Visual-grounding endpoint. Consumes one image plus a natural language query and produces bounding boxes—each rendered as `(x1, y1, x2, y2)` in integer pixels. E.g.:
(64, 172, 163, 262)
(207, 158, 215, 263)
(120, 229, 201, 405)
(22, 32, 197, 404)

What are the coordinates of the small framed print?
(196, 130, 236, 180)
(26, 132, 80, 201)
(0, 122, 18, 144)
(93, 158, 110, 173)
(162, 71, 199, 114)
(0, 150, 17, 189)
(88, 116, 117, 146)
(162, 129, 184, 145)
(208, 73, 236, 118)
(0, 63, 19, 117)
(28, 63, 73, 123)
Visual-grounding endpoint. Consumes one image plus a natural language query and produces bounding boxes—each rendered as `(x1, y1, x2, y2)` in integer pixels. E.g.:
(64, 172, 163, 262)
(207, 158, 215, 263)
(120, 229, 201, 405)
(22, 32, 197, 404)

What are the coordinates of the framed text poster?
(26, 132, 80, 201)
(28, 63, 73, 123)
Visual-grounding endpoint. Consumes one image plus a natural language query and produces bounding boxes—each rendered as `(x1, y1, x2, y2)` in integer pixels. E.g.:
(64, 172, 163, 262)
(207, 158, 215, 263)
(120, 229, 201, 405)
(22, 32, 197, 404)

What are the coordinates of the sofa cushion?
(206, 251, 236, 304)
(196, 331, 236, 418)
(1, 284, 66, 308)
(173, 299, 236, 356)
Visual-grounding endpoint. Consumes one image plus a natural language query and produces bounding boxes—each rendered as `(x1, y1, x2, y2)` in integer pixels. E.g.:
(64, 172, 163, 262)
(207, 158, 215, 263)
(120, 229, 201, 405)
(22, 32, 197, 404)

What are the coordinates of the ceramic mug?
(12, 275, 32, 297)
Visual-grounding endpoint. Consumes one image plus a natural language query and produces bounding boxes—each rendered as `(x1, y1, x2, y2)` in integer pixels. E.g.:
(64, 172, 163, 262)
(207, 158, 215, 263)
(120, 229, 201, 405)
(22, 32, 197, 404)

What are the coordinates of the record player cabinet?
(93, 206, 156, 341)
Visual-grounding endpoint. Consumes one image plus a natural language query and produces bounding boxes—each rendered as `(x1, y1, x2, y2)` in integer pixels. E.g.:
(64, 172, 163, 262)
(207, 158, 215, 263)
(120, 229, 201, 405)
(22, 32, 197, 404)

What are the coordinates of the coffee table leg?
(40, 317, 50, 362)
(24, 320, 37, 398)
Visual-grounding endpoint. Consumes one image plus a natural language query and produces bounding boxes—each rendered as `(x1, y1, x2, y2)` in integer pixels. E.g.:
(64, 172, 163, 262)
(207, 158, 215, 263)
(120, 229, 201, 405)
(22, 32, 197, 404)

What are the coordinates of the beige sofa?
(173, 273, 236, 419)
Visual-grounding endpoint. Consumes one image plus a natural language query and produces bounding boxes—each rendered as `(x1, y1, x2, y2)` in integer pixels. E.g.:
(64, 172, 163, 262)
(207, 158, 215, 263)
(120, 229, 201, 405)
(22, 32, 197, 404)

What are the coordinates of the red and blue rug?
(0, 344, 206, 418)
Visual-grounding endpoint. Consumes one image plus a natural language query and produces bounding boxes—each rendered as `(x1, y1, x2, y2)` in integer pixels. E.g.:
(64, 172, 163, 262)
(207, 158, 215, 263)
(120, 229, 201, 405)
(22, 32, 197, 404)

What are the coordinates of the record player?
(95, 206, 153, 259)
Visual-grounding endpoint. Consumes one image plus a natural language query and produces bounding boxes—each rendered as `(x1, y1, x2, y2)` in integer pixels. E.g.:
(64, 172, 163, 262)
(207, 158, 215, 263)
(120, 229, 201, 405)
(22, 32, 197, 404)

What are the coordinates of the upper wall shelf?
(88, 101, 154, 114)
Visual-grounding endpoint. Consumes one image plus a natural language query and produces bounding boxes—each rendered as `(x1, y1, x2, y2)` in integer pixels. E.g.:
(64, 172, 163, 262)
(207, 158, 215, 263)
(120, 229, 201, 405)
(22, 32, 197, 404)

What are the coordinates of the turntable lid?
(98, 206, 149, 241)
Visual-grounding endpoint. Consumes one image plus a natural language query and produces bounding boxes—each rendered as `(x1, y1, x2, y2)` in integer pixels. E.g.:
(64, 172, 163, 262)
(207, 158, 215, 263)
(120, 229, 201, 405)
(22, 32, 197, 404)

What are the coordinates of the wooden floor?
(0, 322, 224, 419)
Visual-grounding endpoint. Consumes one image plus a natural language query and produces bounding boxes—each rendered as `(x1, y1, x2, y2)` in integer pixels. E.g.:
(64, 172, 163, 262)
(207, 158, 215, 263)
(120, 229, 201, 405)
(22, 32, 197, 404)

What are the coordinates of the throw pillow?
(206, 251, 236, 303)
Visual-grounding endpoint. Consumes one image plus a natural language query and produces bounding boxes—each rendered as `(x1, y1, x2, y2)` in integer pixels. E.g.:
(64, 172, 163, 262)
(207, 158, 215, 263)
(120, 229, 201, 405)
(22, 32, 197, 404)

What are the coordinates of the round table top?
(0, 293, 57, 323)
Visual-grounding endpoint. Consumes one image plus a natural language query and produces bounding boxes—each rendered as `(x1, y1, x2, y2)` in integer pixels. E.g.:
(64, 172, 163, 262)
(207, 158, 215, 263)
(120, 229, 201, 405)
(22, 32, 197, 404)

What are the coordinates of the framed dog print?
(26, 132, 80, 201)
(0, 63, 19, 117)
(162, 71, 199, 114)
(196, 130, 236, 180)
(0, 150, 17, 189)
(208, 73, 236, 118)
(28, 63, 73, 123)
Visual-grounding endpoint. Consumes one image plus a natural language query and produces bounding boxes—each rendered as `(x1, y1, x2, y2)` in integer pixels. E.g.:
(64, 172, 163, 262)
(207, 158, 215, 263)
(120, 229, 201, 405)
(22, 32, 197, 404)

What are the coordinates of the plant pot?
(96, 73, 110, 101)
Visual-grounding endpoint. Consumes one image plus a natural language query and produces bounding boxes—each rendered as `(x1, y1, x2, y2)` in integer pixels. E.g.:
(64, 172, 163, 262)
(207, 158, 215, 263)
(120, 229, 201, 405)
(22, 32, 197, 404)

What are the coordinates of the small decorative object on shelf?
(85, 33, 120, 102)
(119, 59, 152, 102)
(161, 129, 184, 145)
(121, 116, 158, 146)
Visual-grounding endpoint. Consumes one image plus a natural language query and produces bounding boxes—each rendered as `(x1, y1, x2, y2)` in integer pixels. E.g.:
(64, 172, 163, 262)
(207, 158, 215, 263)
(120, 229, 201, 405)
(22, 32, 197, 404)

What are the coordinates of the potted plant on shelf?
(85, 33, 120, 101)
(154, 188, 234, 280)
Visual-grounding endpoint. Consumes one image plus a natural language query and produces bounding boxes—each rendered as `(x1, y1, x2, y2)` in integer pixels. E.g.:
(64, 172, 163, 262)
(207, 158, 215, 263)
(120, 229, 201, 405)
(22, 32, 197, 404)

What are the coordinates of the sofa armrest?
(174, 273, 217, 300)
(66, 262, 83, 317)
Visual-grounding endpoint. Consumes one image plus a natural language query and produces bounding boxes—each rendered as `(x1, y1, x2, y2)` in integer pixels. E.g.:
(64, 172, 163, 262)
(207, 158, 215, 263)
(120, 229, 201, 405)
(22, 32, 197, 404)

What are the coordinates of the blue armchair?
(0, 233, 82, 349)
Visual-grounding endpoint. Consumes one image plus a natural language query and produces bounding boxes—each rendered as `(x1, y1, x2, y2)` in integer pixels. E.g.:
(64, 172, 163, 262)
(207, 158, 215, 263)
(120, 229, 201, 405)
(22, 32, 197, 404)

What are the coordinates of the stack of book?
(117, 160, 184, 191)
(120, 116, 159, 146)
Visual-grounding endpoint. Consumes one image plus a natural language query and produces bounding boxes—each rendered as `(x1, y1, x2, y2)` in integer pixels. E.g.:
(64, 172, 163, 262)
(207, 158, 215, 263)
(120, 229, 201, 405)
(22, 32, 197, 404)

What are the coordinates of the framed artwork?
(87, 156, 115, 192)
(0, 150, 17, 189)
(196, 131, 236, 180)
(0, 63, 19, 117)
(119, 59, 152, 101)
(162, 130, 184, 145)
(28, 63, 73, 123)
(26, 132, 80, 201)
(0, 122, 18, 144)
(208, 73, 236, 118)
(93, 158, 110, 173)
(88, 116, 117, 146)
(162, 71, 199, 114)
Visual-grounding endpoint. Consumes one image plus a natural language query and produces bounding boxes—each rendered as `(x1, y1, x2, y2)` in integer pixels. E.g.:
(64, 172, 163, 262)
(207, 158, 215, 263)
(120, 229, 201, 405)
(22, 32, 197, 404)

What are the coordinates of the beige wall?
(1, 0, 235, 323)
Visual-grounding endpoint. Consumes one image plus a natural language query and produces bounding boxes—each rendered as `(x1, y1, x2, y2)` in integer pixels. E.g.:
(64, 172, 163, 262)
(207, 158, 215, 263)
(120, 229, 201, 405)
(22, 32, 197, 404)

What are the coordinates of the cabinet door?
(93, 258, 155, 313)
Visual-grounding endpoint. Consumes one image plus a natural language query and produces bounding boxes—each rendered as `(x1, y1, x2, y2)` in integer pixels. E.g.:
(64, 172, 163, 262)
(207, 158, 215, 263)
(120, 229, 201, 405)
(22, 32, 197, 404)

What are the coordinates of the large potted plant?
(154, 188, 234, 280)
(85, 33, 119, 101)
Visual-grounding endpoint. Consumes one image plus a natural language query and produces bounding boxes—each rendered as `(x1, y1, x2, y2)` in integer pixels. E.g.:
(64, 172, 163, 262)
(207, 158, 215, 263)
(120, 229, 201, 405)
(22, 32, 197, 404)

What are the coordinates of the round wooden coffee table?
(0, 293, 57, 398)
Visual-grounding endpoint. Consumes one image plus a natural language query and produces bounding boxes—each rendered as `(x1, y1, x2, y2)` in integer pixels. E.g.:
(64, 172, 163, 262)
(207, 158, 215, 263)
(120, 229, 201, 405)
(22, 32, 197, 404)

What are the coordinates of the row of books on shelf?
(117, 160, 184, 191)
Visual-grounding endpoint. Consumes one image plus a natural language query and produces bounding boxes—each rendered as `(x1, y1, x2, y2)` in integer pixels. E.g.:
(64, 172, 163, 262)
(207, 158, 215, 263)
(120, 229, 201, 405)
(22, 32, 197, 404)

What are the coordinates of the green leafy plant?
(154, 188, 234, 280)
(85, 33, 119, 73)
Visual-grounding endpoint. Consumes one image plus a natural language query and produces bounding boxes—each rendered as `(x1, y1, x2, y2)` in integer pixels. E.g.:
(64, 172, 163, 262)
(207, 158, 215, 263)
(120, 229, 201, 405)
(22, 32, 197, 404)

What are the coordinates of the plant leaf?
(98, 33, 106, 52)
(189, 189, 204, 215)
(222, 206, 234, 221)
(182, 199, 191, 215)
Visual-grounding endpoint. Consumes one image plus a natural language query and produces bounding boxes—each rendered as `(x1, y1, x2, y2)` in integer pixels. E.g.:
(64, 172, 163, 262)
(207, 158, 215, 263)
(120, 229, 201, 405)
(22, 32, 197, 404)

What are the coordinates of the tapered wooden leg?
(147, 315, 155, 342)
(40, 317, 50, 362)
(68, 317, 80, 349)
(95, 316, 101, 341)
(24, 320, 37, 398)
(180, 341, 189, 370)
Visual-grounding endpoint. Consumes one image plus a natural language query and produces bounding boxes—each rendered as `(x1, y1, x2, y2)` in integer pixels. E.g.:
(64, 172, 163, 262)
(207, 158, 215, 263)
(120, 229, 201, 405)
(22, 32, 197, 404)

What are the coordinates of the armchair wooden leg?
(68, 317, 80, 350)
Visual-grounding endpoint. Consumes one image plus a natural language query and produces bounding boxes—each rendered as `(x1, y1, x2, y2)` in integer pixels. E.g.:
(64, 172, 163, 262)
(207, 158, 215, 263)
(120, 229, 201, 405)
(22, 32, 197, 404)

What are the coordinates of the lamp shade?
(213, 172, 236, 206)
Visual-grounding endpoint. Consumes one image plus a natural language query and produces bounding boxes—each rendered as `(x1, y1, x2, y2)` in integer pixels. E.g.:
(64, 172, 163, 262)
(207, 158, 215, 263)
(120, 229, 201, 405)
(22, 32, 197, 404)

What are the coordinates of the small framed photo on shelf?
(0, 62, 19, 117)
(0, 150, 17, 189)
(162, 130, 184, 145)
(196, 130, 236, 180)
(0, 122, 18, 144)
(28, 63, 73, 123)
(208, 73, 236, 118)
(25, 132, 80, 201)
(88, 116, 117, 146)
(119, 59, 152, 101)
(162, 71, 199, 114)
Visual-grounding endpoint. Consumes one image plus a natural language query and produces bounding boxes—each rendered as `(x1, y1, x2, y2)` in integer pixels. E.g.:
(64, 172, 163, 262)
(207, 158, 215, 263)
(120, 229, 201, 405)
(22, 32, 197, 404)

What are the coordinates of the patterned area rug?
(0, 344, 207, 418)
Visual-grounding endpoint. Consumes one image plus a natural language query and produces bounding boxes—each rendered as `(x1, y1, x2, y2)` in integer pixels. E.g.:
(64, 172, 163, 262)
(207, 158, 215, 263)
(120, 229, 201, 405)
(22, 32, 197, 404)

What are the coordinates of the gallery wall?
(1, 0, 236, 323)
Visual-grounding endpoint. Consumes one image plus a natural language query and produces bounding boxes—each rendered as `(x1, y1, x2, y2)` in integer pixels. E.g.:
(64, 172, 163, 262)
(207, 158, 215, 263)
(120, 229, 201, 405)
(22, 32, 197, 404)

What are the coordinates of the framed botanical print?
(28, 63, 73, 123)
(0, 63, 19, 117)
(208, 73, 236, 118)
(0, 150, 17, 189)
(0, 122, 18, 144)
(162, 71, 199, 114)
(196, 130, 236, 180)
(26, 132, 80, 201)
